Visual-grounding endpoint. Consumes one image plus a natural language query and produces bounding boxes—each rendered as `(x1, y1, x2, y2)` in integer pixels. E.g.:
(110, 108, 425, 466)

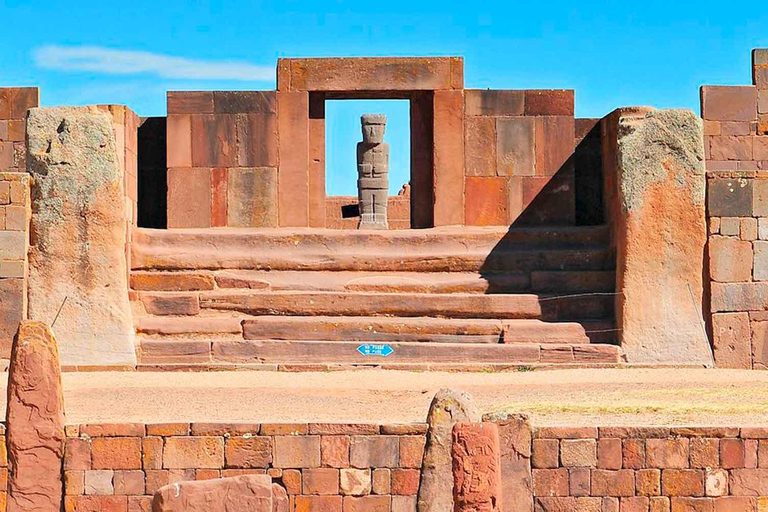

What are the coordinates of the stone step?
(132, 226, 613, 272)
(540, 293, 616, 321)
(130, 269, 616, 295)
(237, 316, 589, 344)
(137, 339, 621, 365)
(137, 316, 243, 337)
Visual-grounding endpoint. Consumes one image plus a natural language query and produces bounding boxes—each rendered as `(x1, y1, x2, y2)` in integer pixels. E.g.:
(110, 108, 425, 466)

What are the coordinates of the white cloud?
(33, 45, 273, 81)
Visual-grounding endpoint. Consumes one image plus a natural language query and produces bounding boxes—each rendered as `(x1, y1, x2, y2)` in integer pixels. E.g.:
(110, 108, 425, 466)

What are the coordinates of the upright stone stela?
(357, 114, 389, 229)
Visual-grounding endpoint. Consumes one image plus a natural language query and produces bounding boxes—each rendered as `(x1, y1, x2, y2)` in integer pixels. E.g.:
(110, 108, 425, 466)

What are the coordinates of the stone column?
(26, 106, 136, 366)
(357, 114, 390, 229)
(609, 108, 712, 365)
(6, 321, 65, 512)
(452, 422, 502, 512)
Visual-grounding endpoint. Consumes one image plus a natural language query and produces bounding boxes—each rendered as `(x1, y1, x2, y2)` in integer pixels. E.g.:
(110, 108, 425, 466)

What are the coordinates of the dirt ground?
(10, 368, 768, 426)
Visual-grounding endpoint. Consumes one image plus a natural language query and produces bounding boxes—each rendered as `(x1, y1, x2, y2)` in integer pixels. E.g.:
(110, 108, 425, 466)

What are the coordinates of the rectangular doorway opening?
(325, 99, 411, 229)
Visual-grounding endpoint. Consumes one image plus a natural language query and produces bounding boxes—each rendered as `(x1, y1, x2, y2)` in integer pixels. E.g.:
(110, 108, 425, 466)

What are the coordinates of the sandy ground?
(8, 368, 768, 426)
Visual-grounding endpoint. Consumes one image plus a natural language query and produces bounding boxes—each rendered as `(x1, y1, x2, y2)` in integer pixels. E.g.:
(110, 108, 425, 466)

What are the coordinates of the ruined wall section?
(463, 90, 576, 226)
(166, 91, 278, 229)
(703, 49, 768, 369)
(0, 88, 37, 358)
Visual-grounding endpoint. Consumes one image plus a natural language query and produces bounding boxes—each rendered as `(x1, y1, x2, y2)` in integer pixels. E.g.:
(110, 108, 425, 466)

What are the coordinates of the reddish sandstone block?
(309, 424, 378, 436)
(702, 86, 758, 121)
(277, 91, 309, 227)
(66, 438, 92, 470)
(65, 471, 85, 496)
(214, 91, 276, 114)
(191, 115, 237, 167)
(726, 468, 768, 495)
(144, 470, 169, 495)
(713, 496, 756, 511)
(637, 469, 661, 496)
(225, 436, 272, 468)
(398, 436, 426, 468)
(646, 439, 689, 469)
(80, 424, 145, 439)
(391, 495, 417, 512)
(464, 90, 524, 116)
(432, 89, 465, 226)
(146, 424, 189, 436)
(142, 437, 162, 470)
(534, 116, 575, 177)
(464, 117, 497, 177)
(464, 177, 509, 226)
(321, 436, 350, 468)
(294, 495, 342, 512)
(167, 92, 214, 115)
(569, 468, 590, 497)
(497, 117, 535, 176)
(261, 424, 309, 436)
(130, 273, 214, 292)
(167, 167, 212, 228)
(662, 469, 704, 497)
(65, 495, 128, 512)
(195, 469, 220, 480)
(274, 436, 321, 468)
(525, 90, 574, 116)
(236, 114, 278, 167)
(342, 495, 391, 512)
(162, 437, 224, 469)
(720, 439, 745, 468)
(532, 469, 568, 497)
(712, 312, 752, 369)
(127, 496, 151, 512)
(113, 471, 144, 495)
(349, 436, 398, 469)
(190, 423, 260, 436)
(709, 237, 753, 282)
(690, 439, 719, 469)
(649, 497, 670, 512)
(211, 167, 227, 227)
(710, 136, 753, 161)
(140, 293, 199, 316)
(621, 497, 650, 512)
(391, 469, 420, 496)
(598, 439, 622, 470)
(590, 470, 635, 497)
(302, 468, 339, 495)
(371, 468, 390, 495)
(281, 469, 302, 495)
(91, 437, 142, 470)
(166, 115, 192, 168)
(745, 439, 758, 468)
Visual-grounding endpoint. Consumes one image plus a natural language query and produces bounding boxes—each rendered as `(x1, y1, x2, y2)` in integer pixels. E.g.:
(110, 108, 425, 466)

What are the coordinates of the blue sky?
(1, 0, 767, 194)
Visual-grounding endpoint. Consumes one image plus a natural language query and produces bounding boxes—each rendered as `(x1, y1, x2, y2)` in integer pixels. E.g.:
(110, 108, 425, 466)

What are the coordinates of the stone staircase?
(129, 226, 621, 368)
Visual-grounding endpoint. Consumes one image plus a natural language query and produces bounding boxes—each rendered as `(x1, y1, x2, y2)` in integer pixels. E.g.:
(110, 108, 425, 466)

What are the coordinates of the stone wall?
(531, 426, 768, 510)
(703, 49, 768, 369)
(463, 89, 576, 226)
(0, 88, 37, 358)
(62, 422, 426, 512)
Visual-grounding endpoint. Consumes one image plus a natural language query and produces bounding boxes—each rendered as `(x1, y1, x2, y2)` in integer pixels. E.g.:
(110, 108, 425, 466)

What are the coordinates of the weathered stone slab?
(417, 389, 480, 512)
(484, 413, 533, 512)
(152, 475, 273, 512)
(452, 422, 502, 512)
(26, 106, 136, 365)
(6, 321, 65, 512)
(613, 109, 711, 365)
(227, 167, 278, 227)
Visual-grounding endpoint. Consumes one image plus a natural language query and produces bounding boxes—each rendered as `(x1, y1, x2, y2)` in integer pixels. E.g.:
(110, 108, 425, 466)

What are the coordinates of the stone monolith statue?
(357, 114, 389, 229)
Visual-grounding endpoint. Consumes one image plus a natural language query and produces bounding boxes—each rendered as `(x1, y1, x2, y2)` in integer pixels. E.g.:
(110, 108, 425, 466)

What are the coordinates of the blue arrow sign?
(357, 344, 394, 357)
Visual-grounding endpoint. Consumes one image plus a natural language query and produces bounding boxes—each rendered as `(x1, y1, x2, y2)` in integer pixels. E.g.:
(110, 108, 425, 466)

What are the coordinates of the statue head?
(361, 114, 387, 144)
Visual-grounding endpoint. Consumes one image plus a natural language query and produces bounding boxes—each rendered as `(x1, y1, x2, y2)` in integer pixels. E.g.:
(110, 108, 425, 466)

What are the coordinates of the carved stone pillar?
(357, 114, 389, 229)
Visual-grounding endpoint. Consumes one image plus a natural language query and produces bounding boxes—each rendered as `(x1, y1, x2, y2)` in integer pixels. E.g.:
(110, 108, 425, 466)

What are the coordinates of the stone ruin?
(2, 50, 768, 371)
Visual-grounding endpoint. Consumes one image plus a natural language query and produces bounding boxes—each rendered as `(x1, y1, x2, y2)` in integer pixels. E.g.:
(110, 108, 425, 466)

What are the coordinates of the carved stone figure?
(357, 114, 389, 229)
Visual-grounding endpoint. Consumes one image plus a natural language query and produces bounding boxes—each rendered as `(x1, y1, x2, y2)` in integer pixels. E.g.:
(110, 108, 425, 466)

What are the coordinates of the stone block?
(342, 495, 391, 512)
(84, 470, 113, 495)
(350, 436, 399, 469)
(690, 439, 719, 469)
(497, 117, 535, 176)
(432, 90, 465, 226)
(535, 116, 575, 177)
(720, 439, 745, 468)
(741, 217, 758, 240)
(91, 437, 141, 470)
(392, 495, 417, 512)
(225, 436, 272, 468)
(274, 436, 321, 468)
(720, 121, 752, 136)
(711, 282, 768, 312)
(214, 91, 277, 114)
(0, 231, 25, 261)
(646, 439, 689, 469)
(372, 468, 390, 495)
(143, 437, 163, 470)
(6, 322, 65, 512)
(321, 435, 350, 468)
(532, 439, 559, 469)
(166, 115, 191, 168)
(277, 91, 309, 227)
(162, 437, 224, 469)
(227, 167, 278, 227)
(113, 470, 144, 495)
(340, 468, 371, 496)
(753, 180, 768, 216)
(755, 137, 768, 161)
(760, 91, 768, 114)
(613, 110, 710, 365)
(560, 439, 597, 467)
(710, 136, 753, 160)
(464, 116, 496, 176)
(719, 217, 741, 236)
(399, 436, 425, 469)
(391, 468, 420, 496)
(524, 90, 574, 116)
(65, 438, 91, 470)
(464, 90, 524, 116)
(152, 474, 273, 512)
(279, 57, 460, 92)
(26, 107, 135, 366)
(167, 167, 212, 228)
(302, 468, 339, 495)
(236, 114, 278, 167)
(597, 439, 622, 470)
(167, 91, 214, 115)
(590, 470, 635, 497)
(709, 236, 753, 282)
(636, 469, 661, 496)
(191, 114, 237, 167)
(701, 86, 758, 121)
(569, 467, 590, 497)
(464, 177, 509, 226)
(532, 469, 568, 497)
(451, 422, 501, 511)
(755, 241, 768, 280)
(727, 468, 768, 495)
(662, 469, 704, 497)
